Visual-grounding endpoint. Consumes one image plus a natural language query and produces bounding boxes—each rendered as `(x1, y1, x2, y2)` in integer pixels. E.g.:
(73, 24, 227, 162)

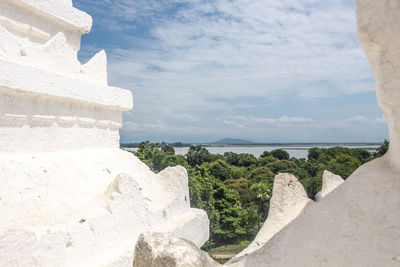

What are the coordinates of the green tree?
(232, 166, 252, 179)
(250, 181, 272, 228)
(308, 146, 372, 164)
(266, 160, 298, 173)
(351, 148, 371, 163)
(301, 175, 323, 199)
(209, 160, 234, 181)
(186, 145, 213, 167)
(270, 149, 290, 160)
(258, 155, 278, 166)
(188, 166, 215, 211)
(224, 152, 240, 166)
(248, 167, 275, 184)
(308, 147, 321, 162)
(212, 184, 256, 243)
(134, 141, 159, 170)
(188, 165, 258, 245)
(237, 153, 257, 167)
(260, 151, 271, 158)
(326, 154, 361, 179)
(134, 141, 187, 172)
(161, 144, 175, 155)
(374, 139, 389, 157)
(301, 161, 323, 177)
(224, 178, 255, 207)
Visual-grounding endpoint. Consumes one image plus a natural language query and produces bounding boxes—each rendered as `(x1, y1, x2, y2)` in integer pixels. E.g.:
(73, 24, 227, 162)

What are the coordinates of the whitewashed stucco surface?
(0, 1, 209, 266)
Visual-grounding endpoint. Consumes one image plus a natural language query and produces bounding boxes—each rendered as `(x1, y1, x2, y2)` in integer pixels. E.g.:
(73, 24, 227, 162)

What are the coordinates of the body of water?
(124, 144, 380, 159)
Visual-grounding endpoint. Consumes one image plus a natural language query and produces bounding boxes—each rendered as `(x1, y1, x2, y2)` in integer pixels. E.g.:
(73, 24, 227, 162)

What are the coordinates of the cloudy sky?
(74, 0, 388, 143)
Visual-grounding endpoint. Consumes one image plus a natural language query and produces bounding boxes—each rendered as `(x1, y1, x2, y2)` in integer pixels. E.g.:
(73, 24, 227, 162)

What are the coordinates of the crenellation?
(0, 60, 132, 111)
(0, 0, 108, 85)
(0, 28, 109, 85)
(81, 50, 109, 85)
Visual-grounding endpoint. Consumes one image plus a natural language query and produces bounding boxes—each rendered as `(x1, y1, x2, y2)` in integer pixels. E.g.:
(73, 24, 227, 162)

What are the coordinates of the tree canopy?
(133, 141, 388, 248)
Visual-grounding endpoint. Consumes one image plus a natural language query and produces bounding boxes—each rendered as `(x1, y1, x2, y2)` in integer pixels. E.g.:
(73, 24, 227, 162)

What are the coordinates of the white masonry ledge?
(0, 59, 133, 111)
(5, 0, 92, 33)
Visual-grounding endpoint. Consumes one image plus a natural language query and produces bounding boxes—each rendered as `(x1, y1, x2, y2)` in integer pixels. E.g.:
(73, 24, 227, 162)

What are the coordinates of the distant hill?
(213, 138, 254, 145)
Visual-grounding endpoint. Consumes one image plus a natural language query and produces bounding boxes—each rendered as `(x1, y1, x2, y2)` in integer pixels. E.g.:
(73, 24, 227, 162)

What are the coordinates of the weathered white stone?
(0, 149, 209, 266)
(134, 232, 220, 267)
(0, 0, 91, 51)
(314, 170, 344, 201)
(228, 173, 311, 262)
(0, 0, 106, 83)
(0, 1, 209, 266)
(82, 49, 108, 85)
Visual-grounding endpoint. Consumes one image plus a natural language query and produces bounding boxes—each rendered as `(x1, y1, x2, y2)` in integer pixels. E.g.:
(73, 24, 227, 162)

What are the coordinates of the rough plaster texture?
(134, 232, 219, 267)
(133, 1, 400, 266)
(228, 173, 311, 263)
(0, 1, 209, 266)
(314, 170, 344, 202)
(0, 0, 91, 50)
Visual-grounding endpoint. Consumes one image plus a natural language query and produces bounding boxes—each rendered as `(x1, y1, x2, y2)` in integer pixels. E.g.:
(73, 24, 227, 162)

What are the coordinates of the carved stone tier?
(0, 59, 132, 152)
(0, 0, 91, 50)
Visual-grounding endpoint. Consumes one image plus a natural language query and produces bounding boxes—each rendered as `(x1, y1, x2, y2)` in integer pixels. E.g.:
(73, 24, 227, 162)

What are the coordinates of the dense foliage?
(132, 141, 388, 247)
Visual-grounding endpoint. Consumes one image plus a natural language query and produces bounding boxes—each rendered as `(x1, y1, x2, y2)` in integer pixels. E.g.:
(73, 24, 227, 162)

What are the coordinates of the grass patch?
(208, 240, 251, 264)
(208, 240, 251, 253)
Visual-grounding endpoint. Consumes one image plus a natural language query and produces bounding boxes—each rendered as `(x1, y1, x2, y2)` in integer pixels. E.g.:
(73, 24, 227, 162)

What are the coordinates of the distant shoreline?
(123, 143, 381, 159)
(121, 142, 383, 148)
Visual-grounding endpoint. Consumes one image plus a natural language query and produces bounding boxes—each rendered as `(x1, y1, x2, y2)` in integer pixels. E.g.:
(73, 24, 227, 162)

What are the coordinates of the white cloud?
(74, 0, 385, 142)
(101, 0, 373, 107)
(341, 115, 386, 125)
(219, 115, 315, 126)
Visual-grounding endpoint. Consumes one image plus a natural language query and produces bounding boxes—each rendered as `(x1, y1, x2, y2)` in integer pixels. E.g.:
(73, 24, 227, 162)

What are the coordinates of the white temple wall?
(0, 1, 210, 265)
(0, 88, 122, 152)
(0, 0, 90, 50)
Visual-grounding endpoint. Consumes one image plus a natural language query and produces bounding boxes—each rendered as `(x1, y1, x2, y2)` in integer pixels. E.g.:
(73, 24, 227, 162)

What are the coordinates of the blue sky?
(73, 0, 388, 143)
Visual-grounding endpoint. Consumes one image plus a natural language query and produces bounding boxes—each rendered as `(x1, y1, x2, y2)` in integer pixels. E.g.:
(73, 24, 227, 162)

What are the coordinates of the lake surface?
(124, 144, 380, 159)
